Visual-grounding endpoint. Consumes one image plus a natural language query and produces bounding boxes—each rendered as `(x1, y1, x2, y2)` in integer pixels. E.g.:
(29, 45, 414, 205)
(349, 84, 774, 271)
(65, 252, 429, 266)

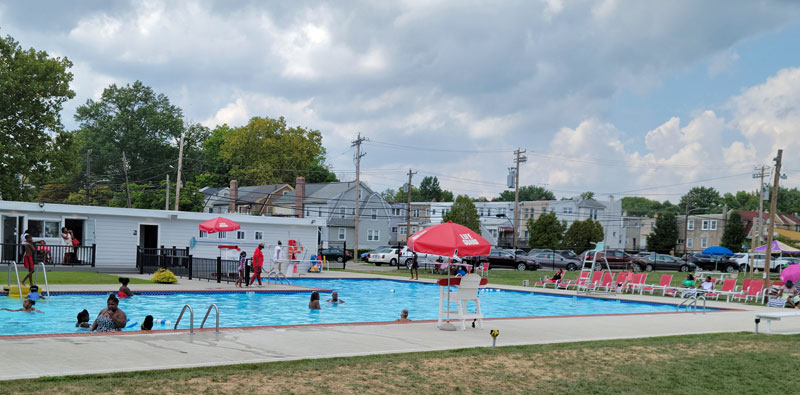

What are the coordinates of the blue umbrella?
(702, 246, 734, 256)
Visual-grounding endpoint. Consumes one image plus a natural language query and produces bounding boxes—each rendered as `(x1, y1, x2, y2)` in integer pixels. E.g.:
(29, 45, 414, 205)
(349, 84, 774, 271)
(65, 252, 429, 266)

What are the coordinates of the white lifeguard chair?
(437, 274, 486, 330)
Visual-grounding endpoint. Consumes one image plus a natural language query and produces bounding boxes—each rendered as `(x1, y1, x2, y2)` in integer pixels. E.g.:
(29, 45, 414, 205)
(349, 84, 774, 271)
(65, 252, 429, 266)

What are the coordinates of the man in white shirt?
(273, 240, 283, 274)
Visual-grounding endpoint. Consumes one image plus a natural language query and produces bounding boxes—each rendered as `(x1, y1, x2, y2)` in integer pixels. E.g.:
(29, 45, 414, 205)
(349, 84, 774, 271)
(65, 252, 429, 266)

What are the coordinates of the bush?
(152, 268, 178, 284)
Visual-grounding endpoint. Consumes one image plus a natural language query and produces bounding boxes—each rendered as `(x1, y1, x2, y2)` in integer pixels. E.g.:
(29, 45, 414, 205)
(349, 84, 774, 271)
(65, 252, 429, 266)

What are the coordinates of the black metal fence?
(136, 246, 246, 284)
(1, 243, 96, 267)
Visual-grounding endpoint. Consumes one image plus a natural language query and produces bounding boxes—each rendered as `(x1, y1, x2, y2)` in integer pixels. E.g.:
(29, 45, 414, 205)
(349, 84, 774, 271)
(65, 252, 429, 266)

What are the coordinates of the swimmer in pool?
(309, 291, 321, 310)
(1, 299, 43, 313)
(326, 291, 345, 303)
(76, 309, 91, 328)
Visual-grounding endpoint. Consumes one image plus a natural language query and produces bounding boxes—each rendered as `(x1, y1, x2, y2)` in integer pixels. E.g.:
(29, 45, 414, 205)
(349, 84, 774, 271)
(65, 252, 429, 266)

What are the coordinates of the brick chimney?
(295, 176, 306, 218)
(229, 179, 238, 213)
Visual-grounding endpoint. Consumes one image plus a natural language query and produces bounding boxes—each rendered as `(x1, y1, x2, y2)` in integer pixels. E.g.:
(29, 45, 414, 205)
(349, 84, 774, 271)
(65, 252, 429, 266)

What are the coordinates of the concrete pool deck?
(0, 271, 795, 380)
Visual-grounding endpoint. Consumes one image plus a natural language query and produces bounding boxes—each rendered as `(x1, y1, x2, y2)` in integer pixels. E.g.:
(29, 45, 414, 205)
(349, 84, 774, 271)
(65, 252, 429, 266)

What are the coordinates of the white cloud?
(707, 49, 740, 77)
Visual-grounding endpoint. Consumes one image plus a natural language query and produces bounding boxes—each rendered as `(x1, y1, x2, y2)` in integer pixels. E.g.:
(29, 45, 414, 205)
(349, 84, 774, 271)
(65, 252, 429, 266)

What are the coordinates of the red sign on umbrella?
(407, 222, 491, 257)
(198, 217, 241, 234)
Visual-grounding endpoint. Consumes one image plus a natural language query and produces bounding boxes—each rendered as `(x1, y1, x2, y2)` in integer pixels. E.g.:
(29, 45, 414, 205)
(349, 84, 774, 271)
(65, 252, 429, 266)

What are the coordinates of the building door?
(65, 219, 84, 246)
(139, 225, 159, 251)
(2, 216, 17, 262)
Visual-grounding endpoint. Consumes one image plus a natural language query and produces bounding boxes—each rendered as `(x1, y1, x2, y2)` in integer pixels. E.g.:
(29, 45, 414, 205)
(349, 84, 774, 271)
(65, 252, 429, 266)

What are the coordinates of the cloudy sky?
(4, 0, 800, 202)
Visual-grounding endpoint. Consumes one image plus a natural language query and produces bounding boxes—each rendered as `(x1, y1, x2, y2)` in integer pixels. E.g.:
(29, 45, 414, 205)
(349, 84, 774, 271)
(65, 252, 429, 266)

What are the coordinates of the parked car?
(688, 254, 740, 273)
(528, 251, 582, 271)
(360, 252, 370, 262)
(319, 247, 352, 263)
(639, 253, 696, 272)
(582, 249, 647, 272)
(369, 247, 400, 266)
(471, 250, 539, 271)
(737, 253, 799, 272)
(555, 250, 579, 260)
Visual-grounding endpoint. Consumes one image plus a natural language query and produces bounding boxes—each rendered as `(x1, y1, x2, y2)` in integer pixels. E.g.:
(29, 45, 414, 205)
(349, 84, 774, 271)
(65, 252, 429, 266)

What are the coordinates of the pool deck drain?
(0, 271, 792, 381)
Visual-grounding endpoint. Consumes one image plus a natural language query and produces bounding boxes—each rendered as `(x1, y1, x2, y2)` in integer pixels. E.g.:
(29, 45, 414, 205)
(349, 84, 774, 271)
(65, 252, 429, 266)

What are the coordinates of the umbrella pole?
(440, 253, 457, 331)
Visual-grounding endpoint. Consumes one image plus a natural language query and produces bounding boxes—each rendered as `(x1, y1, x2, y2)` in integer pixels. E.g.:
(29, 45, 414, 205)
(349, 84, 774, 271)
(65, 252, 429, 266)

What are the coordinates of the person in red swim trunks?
(21, 234, 36, 287)
(249, 243, 265, 286)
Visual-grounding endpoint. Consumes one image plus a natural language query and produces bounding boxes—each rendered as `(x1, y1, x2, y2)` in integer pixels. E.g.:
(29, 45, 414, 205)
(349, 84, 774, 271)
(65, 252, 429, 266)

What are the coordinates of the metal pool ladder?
(174, 304, 194, 334)
(201, 304, 220, 332)
(677, 293, 706, 314)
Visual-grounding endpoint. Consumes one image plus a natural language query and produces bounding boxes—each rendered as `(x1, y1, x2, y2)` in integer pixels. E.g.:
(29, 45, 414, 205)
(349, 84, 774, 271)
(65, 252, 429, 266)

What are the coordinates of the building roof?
(274, 181, 376, 206)
(236, 184, 290, 204)
(738, 210, 800, 235)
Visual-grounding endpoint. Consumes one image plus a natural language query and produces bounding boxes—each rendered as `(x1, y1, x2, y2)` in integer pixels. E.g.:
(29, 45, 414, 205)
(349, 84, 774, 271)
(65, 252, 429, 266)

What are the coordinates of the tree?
(419, 176, 442, 202)
(0, 35, 76, 200)
(621, 197, 680, 218)
(679, 186, 723, 214)
(498, 185, 555, 201)
(777, 187, 800, 215)
(442, 195, 481, 233)
(562, 218, 604, 253)
(75, 81, 184, 186)
(109, 181, 204, 212)
(580, 191, 595, 200)
(722, 190, 759, 212)
(220, 116, 328, 185)
(440, 190, 454, 202)
(646, 213, 679, 254)
(720, 211, 747, 253)
(527, 212, 565, 249)
(392, 184, 423, 202)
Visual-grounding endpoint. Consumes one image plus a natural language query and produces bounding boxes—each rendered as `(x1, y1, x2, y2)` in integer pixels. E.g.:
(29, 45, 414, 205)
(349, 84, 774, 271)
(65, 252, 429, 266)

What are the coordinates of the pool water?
(0, 278, 686, 336)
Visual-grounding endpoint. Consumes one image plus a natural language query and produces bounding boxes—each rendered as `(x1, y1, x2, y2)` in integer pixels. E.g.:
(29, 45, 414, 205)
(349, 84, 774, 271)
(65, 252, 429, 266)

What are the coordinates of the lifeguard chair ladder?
(578, 242, 612, 295)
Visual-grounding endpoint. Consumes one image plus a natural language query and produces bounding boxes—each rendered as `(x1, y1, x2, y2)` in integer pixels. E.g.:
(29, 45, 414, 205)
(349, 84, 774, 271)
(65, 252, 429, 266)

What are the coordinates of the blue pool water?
(0, 279, 687, 336)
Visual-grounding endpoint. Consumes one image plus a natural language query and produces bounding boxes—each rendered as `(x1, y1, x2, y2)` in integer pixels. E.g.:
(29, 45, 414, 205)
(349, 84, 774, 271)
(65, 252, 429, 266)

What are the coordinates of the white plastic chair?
(454, 274, 484, 330)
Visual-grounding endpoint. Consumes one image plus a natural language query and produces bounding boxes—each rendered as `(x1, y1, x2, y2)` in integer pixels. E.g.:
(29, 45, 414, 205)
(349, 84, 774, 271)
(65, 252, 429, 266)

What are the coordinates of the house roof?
(236, 184, 290, 204)
(274, 182, 373, 206)
(577, 199, 606, 209)
(738, 210, 800, 235)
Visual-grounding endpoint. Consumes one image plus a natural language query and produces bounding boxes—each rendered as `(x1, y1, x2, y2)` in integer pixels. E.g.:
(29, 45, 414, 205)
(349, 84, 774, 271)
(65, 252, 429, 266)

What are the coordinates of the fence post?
(188, 255, 193, 280)
(216, 256, 222, 284)
(137, 247, 144, 275)
(91, 244, 97, 267)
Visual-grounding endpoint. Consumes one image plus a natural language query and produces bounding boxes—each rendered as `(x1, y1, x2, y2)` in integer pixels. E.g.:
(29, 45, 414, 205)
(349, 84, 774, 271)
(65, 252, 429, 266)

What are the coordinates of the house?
(738, 210, 800, 245)
(549, 196, 625, 249)
(516, 200, 551, 246)
(677, 213, 727, 254)
(273, 178, 392, 250)
(622, 216, 656, 251)
(0, 201, 320, 270)
(200, 180, 293, 215)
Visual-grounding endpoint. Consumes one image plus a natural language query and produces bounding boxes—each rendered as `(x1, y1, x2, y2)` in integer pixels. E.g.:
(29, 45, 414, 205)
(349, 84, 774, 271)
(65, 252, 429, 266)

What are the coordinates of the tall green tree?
(527, 212, 565, 249)
(498, 185, 555, 202)
(442, 195, 481, 233)
(646, 213, 679, 253)
(109, 181, 204, 212)
(777, 187, 800, 215)
(621, 197, 681, 217)
(391, 184, 423, 203)
(440, 190, 454, 202)
(562, 218, 604, 253)
(722, 190, 759, 212)
(419, 176, 442, 202)
(580, 191, 595, 200)
(0, 35, 76, 200)
(720, 211, 747, 253)
(220, 116, 328, 185)
(679, 186, 723, 214)
(74, 81, 184, 185)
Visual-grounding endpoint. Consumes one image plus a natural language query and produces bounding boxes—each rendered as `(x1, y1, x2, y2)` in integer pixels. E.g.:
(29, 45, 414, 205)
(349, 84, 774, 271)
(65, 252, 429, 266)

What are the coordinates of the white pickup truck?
(735, 253, 800, 272)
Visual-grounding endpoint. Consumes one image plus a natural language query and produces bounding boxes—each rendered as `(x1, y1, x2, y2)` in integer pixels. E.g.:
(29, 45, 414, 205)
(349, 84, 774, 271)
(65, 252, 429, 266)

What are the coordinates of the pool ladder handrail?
(174, 304, 194, 334)
(35, 262, 50, 297)
(200, 304, 220, 332)
(677, 293, 706, 314)
(8, 262, 23, 298)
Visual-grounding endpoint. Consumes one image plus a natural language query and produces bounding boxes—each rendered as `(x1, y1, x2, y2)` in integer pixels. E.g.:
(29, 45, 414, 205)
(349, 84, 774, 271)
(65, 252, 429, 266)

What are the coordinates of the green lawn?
(3, 332, 797, 394)
(5, 271, 151, 285)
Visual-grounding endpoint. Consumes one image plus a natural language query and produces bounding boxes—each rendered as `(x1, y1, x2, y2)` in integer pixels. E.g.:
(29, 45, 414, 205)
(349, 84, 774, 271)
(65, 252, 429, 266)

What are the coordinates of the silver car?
(528, 251, 583, 271)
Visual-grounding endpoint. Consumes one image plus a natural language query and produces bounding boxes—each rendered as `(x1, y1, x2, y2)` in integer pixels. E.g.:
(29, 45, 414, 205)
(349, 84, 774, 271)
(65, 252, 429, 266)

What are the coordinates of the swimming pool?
(0, 278, 691, 336)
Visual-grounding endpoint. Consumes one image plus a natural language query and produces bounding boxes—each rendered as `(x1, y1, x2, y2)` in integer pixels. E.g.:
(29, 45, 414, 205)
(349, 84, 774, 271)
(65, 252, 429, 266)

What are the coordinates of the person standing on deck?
(273, 240, 283, 275)
(249, 243, 265, 286)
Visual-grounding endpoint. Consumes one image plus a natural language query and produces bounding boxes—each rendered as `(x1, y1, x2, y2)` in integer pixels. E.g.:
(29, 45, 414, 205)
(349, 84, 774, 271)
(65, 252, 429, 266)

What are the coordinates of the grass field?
(3, 271, 150, 285)
(2, 332, 797, 394)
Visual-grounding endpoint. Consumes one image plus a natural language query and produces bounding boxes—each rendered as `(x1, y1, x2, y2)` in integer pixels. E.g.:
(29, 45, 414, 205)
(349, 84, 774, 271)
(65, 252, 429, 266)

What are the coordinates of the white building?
(0, 201, 321, 270)
(548, 196, 625, 249)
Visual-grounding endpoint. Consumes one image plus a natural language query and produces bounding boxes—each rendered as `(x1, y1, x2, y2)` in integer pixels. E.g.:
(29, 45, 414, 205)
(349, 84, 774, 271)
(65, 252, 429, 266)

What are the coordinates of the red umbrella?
(408, 222, 491, 257)
(198, 217, 241, 234)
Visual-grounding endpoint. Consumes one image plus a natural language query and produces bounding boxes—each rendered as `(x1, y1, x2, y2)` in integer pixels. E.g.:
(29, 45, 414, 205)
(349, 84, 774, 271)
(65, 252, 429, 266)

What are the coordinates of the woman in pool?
(118, 277, 133, 298)
(76, 309, 91, 328)
(1, 299, 43, 313)
(91, 294, 127, 332)
(309, 291, 321, 310)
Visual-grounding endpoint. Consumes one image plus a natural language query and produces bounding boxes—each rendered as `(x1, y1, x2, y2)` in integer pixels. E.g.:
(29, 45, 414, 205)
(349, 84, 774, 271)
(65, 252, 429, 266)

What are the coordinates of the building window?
(236, 231, 245, 240)
(425, 208, 430, 216)
(340, 208, 346, 218)
(350, 208, 356, 215)
(218, 232, 227, 239)
(687, 238, 693, 248)
(701, 220, 709, 230)
(701, 237, 708, 248)
(391, 227, 398, 233)
(306, 209, 310, 217)
(254, 231, 263, 240)
(399, 227, 407, 235)
(432, 209, 437, 215)
(28, 220, 60, 238)
(480, 209, 484, 216)
(677, 238, 684, 244)
(687, 220, 694, 230)
(371, 209, 377, 220)
(524, 231, 529, 239)
(368, 229, 380, 241)
(338, 228, 346, 240)
(392, 208, 401, 215)
(199, 230, 208, 239)
(412, 226, 417, 233)
(487, 208, 492, 216)
(710, 220, 717, 230)
(413, 209, 420, 217)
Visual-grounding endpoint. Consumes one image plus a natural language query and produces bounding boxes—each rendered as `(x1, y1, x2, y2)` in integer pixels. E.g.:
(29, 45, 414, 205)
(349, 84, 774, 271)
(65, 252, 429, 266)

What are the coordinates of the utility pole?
(121, 151, 132, 208)
(750, 165, 769, 276)
(165, 174, 170, 211)
(85, 149, 92, 205)
(763, 150, 783, 289)
(406, 169, 417, 244)
(174, 134, 185, 211)
(351, 133, 367, 262)
(513, 149, 527, 250)
(683, 194, 690, 256)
